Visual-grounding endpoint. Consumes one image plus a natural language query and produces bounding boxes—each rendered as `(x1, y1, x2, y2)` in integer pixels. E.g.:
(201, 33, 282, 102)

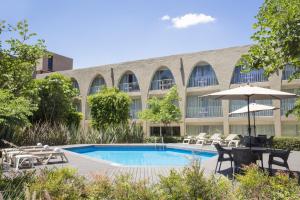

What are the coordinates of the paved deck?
(2, 144, 300, 183)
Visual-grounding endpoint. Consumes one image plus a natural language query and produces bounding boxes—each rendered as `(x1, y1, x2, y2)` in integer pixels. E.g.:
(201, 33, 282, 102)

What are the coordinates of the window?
(150, 68, 175, 90)
(231, 66, 267, 84)
(48, 56, 53, 71)
(188, 64, 218, 87)
(186, 125, 223, 136)
(186, 95, 222, 118)
(89, 76, 106, 94)
(150, 126, 180, 136)
(119, 72, 140, 92)
(130, 98, 142, 119)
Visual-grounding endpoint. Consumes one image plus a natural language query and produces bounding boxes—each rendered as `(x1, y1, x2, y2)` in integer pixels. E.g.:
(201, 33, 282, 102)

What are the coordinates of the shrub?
(158, 160, 234, 200)
(0, 170, 35, 200)
(27, 167, 86, 200)
(144, 136, 182, 143)
(236, 164, 300, 200)
(273, 137, 300, 151)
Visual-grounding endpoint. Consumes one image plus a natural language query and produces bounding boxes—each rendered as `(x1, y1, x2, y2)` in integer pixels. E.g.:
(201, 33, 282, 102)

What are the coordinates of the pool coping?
(62, 143, 218, 168)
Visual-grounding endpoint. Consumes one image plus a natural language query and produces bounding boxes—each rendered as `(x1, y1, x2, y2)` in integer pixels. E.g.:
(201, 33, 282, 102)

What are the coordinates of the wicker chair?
(214, 143, 233, 173)
(268, 149, 291, 172)
(232, 148, 258, 175)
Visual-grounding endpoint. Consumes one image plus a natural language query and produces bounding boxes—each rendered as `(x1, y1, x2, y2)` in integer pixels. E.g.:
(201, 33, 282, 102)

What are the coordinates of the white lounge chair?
(206, 133, 222, 145)
(223, 134, 239, 147)
(30, 148, 68, 164)
(195, 133, 208, 145)
(183, 136, 194, 144)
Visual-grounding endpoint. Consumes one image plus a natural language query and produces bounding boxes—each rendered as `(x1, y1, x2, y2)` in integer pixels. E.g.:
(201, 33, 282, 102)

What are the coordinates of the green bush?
(27, 167, 86, 200)
(236, 164, 300, 200)
(144, 136, 182, 143)
(273, 137, 300, 151)
(0, 170, 35, 199)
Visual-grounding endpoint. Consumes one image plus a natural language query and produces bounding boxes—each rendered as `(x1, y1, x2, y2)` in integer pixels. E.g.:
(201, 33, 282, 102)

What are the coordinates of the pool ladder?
(154, 137, 165, 151)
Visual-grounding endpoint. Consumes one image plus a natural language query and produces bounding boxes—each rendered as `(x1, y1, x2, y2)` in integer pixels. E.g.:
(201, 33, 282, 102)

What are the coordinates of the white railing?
(119, 82, 140, 92)
(186, 106, 223, 118)
(151, 79, 175, 90)
(89, 85, 105, 94)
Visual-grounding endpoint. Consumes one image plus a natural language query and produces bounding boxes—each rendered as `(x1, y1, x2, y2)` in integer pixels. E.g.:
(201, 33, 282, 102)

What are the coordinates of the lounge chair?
(205, 133, 222, 146)
(221, 134, 240, 147)
(29, 148, 68, 164)
(183, 136, 194, 144)
(195, 133, 207, 145)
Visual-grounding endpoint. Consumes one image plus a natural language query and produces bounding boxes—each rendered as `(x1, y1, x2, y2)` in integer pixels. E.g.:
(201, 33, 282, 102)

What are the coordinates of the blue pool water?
(65, 146, 216, 166)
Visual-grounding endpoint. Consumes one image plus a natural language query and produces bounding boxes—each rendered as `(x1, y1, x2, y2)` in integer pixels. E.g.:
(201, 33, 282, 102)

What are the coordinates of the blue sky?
(1, 0, 263, 68)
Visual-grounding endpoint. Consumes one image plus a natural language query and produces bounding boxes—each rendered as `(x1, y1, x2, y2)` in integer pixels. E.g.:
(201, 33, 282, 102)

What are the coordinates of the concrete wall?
(37, 45, 300, 136)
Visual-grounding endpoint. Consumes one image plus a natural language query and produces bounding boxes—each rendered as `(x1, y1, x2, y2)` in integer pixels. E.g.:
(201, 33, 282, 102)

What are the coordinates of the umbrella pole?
(247, 96, 252, 148)
(253, 112, 256, 137)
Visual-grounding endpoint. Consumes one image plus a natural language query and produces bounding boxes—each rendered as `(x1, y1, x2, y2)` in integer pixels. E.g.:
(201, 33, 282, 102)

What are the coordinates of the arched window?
(231, 66, 267, 84)
(188, 63, 218, 87)
(89, 75, 106, 94)
(118, 72, 140, 92)
(150, 67, 175, 90)
(71, 78, 80, 95)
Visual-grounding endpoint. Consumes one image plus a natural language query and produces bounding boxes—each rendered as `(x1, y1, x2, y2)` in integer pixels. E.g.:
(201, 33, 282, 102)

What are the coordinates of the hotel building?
(37, 45, 300, 137)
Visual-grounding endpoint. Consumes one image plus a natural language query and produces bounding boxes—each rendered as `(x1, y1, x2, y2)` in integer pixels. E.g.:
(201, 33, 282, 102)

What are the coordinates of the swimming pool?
(65, 145, 216, 167)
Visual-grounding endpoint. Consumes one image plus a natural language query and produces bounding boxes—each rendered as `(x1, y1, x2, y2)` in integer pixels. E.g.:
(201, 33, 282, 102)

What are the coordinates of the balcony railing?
(231, 72, 267, 84)
(282, 66, 297, 80)
(188, 76, 218, 88)
(129, 109, 141, 119)
(150, 79, 175, 90)
(281, 99, 296, 116)
(186, 106, 223, 118)
(89, 85, 105, 94)
(119, 82, 140, 92)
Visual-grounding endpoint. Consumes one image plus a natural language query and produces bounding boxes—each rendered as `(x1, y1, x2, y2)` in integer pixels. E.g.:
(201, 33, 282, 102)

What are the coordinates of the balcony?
(186, 106, 223, 118)
(150, 79, 175, 90)
(89, 85, 105, 94)
(188, 76, 218, 88)
(282, 65, 297, 80)
(119, 82, 140, 92)
(231, 67, 267, 84)
(281, 99, 295, 116)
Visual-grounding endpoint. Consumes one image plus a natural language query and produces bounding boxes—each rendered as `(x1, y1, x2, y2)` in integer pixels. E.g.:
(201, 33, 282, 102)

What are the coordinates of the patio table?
(224, 147, 271, 169)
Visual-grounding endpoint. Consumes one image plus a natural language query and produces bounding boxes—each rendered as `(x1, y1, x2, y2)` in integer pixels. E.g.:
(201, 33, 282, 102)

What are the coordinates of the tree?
(139, 86, 181, 136)
(88, 87, 131, 130)
(0, 20, 46, 98)
(32, 73, 82, 126)
(240, 0, 300, 117)
(240, 0, 300, 77)
(0, 20, 46, 130)
(0, 89, 34, 128)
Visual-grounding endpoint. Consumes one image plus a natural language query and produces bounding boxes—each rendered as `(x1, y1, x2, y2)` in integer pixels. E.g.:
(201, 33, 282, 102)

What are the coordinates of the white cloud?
(161, 15, 170, 21)
(161, 13, 215, 29)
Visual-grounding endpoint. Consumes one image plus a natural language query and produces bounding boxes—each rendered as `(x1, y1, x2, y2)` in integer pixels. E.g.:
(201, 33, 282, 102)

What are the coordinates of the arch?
(230, 66, 267, 84)
(89, 75, 106, 95)
(118, 71, 140, 92)
(187, 61, 219, 88)
(150, 66, 175, 90)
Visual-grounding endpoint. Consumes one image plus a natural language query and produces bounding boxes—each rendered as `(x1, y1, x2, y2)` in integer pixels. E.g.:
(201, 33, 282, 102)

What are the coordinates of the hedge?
(273, 137, 300, 151)
(144, 136, 183, 143)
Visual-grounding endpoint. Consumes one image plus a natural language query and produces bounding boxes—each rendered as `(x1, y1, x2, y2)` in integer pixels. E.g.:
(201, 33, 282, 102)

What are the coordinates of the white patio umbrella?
(203, 85, 297, 147)
(229, 103, 278, 136)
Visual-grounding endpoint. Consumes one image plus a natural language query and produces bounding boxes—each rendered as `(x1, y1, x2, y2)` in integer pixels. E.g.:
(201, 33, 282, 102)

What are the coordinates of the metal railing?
(150, 79, 175, 90)
(119, 82, 140, 92)
(89, 85, 106, 94)
(186, 106, 223, 118)
(129, 108, 141, 119)
(231, 72, 267, 84)
(188, 76, 218, 87)
(281, 99, 296, 115)
(282, 66, 296, 80)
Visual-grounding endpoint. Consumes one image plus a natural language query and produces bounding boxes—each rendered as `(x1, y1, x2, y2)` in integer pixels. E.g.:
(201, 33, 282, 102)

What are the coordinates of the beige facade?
(37, 45, 300, 137)
(36, 52, 73, 74)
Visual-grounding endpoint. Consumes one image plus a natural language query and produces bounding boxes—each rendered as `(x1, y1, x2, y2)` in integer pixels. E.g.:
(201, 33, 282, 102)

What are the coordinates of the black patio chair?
(232, 148, 258, 175)
(257, 135, 267, 147)
(266, 136, 274, 148)
(214, 143, 233, 173)
(269, 149, 291, 172)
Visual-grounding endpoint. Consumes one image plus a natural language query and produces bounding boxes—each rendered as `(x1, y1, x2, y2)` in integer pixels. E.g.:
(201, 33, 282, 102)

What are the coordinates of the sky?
(0, 0, 263, 69)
